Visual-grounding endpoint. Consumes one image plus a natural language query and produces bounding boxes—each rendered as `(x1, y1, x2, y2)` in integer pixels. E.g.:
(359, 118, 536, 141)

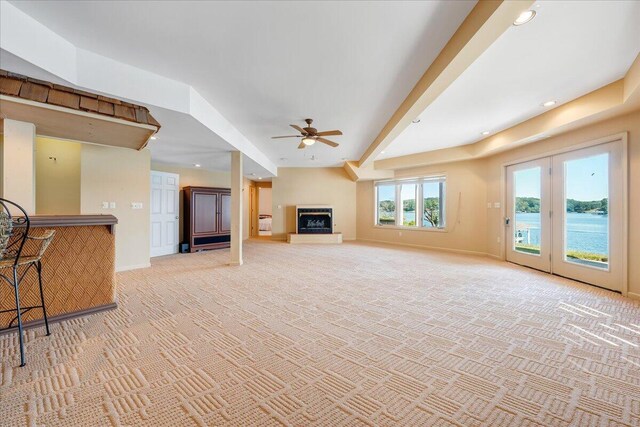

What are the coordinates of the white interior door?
(150, 171, 179, 257)
(506, 158, 552, 272)
(551, 141, 624, 291)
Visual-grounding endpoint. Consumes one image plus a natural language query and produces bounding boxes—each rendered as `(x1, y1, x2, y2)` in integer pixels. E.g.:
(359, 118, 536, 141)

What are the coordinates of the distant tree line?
(515, 197, 607, 214)
(378, 198, 441, 226)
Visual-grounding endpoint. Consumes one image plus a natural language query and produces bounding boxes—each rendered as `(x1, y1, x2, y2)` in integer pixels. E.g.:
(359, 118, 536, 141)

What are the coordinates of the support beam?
(343, 161, 394, 182)
(230, 151, 243, 266)
(2, 118, 36, 214)
(359, 0, 535, 167)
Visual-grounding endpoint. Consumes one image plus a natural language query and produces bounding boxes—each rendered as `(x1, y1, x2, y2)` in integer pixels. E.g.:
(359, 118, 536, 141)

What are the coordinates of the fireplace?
(296, 206, 333, 234)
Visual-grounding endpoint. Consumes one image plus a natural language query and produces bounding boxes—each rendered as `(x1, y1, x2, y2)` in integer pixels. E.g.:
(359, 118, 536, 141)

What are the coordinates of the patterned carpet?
(1, 240, 639, 426)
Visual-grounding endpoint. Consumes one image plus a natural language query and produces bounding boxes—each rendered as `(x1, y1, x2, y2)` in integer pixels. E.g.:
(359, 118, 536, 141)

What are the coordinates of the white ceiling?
(8, 0, 477, 168)
(379, 0, 640, 159)
(0, 49, 267, 176)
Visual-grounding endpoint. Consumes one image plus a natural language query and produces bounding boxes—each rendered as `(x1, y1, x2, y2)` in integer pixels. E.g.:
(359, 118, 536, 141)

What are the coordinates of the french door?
(506, 140, 625, 292)
(506, 158, 552, 272)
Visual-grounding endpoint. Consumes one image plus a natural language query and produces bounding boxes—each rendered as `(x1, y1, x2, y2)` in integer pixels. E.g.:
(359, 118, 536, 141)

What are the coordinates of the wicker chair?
(0, 198, 55, 367)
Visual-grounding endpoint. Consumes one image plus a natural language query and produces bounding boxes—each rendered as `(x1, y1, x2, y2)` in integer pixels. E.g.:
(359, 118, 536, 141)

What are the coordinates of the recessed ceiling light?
(279, 157, 287, 161)
(194, 163, 201, 168)
(150, 136, 157, 140)
(412, 119, 421, 124)
(542, 100, 556, 107)
(258, 177, 262, 180)
(341, 157, 348, 161)
(381, 151, 385, 154)
(481, 131, 490, 136)
(513, 10, 536, 26)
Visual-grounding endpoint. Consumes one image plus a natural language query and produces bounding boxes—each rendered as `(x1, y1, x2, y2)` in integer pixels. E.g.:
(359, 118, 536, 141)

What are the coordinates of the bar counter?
(0, 214, 118, 331)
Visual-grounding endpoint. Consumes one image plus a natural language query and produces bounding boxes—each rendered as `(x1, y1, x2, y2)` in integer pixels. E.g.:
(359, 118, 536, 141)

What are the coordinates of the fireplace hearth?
(296, 206, 333, 234)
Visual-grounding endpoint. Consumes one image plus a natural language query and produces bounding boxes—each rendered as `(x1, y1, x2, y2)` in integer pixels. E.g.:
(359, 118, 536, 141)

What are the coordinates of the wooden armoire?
(183, 186, 231, 252)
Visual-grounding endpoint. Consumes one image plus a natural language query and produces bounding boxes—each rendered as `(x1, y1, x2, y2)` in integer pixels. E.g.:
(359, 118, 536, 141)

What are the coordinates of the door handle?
(175, 216, 179, 220)
(505, 217, 511, 226)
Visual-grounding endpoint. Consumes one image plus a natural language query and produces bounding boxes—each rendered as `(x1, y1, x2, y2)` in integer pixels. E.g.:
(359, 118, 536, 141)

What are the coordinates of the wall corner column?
(230, 151, 243, 265)
(2, 119, 36, 214)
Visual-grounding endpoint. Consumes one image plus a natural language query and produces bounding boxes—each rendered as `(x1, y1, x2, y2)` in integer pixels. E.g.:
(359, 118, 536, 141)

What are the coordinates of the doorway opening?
(258, 187, 272, 236)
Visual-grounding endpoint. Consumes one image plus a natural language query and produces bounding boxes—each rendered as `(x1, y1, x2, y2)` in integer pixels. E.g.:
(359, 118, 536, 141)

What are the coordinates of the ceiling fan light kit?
(272, 118, 343, 149)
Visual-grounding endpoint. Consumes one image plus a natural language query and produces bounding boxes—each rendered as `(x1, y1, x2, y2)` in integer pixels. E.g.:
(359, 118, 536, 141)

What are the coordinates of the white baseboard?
(116, 262, 151, 272)
(355, 238, 490, 258)
(627, 292, 640, 301)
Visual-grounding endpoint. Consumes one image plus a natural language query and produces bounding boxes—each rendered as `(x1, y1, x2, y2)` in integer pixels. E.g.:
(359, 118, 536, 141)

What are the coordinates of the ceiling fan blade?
(298, 142, 306, 149)
(317, 137, 339, 147)
(271, 135, 300, 139)
(290, 124, 306, 134)
(316, 130, 343, 137)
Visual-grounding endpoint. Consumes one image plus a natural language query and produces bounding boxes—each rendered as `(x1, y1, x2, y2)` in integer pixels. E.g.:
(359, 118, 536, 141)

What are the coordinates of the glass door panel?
(563, 153, 609, 269)
(513, 167, 542, 256)
(552, 142, 623, 291)
(505, 158, 551, 272)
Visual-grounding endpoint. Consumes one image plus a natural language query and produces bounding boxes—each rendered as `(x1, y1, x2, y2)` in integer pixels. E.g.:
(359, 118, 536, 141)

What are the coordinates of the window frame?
(374, 175, 447, 232)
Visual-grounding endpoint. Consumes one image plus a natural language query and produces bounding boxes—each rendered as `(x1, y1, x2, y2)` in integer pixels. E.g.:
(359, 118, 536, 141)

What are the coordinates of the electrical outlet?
(487, 202, 492, 208)
(497, 236, 501, 243)
(102, 202, 109, 209)
(109, 202, 116, 209)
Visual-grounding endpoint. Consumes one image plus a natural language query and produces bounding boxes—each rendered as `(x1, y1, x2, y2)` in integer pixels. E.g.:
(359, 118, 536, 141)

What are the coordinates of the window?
(422, 179, 445, 228)
(376, 184, 396, 225)
(375, 176, 446, 229)
(400, 183, 417, 226)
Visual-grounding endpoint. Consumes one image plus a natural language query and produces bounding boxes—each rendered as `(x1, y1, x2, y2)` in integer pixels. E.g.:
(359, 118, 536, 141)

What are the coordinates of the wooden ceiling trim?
(0, 69, 160, 150)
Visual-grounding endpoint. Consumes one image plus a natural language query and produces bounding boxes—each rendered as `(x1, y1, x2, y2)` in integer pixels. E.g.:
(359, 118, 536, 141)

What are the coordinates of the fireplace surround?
(296, 205, 333, 234)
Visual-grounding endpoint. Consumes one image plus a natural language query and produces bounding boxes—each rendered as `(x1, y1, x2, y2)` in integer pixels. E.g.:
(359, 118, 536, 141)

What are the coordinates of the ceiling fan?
(272, 118, 342, 149)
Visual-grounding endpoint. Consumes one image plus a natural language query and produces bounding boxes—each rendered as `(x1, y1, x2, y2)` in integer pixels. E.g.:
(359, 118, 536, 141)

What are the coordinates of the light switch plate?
(131, 202, 143, 209)
(109, 202, 116, 209)
(102, 202, 109, 209)
(493, 202, 501, 209)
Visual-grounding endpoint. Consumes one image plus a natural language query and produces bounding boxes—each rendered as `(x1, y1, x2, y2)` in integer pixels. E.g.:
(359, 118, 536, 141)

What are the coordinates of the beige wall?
(35, 137, 81, 214)
(81, 145, 151, 271)
(1, 119, 36, 213)
(272, 167, 356, 240)
(356, 159, 488, 255)
(485, 109, 640, 298)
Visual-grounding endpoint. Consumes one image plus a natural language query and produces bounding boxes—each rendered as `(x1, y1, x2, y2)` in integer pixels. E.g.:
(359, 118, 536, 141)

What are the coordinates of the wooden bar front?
(0, 215, 118, 330)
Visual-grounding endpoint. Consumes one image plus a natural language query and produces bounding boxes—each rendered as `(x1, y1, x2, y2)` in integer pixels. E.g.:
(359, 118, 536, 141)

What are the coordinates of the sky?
(515, 153, 608, 201)
(378, 182, 441, 203)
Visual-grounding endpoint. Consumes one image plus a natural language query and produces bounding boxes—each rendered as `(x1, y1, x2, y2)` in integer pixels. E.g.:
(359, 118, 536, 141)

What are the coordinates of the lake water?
(400, 211, 609, 255)
(515, 212, 608, 255)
